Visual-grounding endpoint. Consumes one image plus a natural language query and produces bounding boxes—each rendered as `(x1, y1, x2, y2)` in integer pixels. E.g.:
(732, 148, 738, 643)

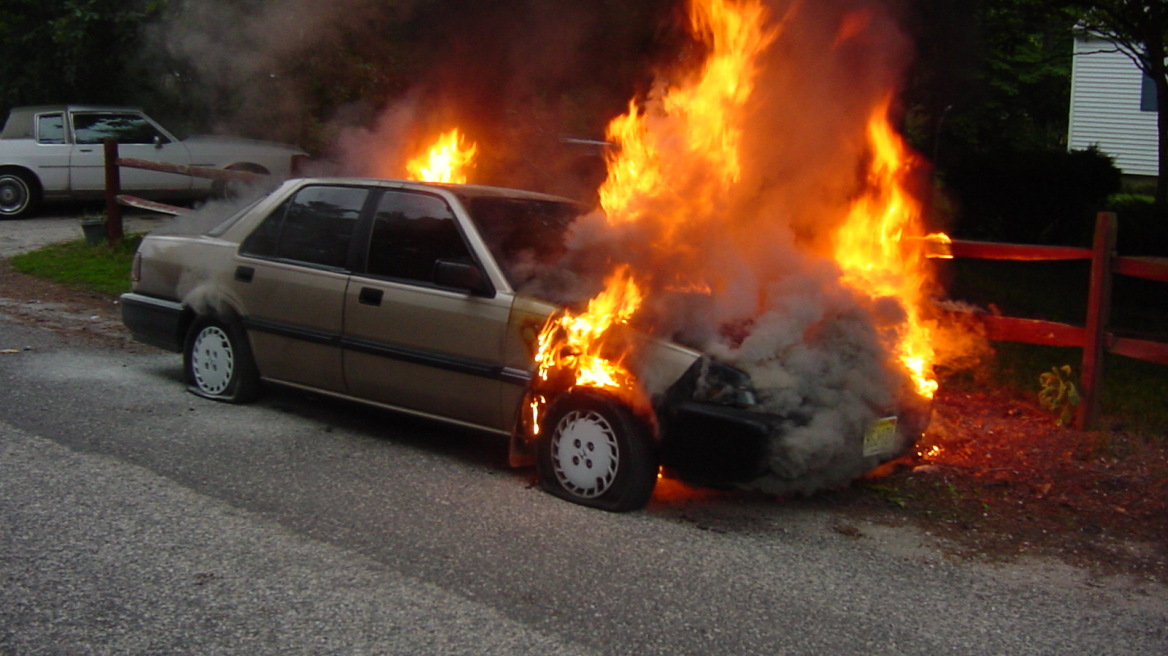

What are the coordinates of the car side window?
(366, 191, 471, 284)
(36, 114, 66, 144)
(240, 185, 367, 269)
(72, 112, 167, 145)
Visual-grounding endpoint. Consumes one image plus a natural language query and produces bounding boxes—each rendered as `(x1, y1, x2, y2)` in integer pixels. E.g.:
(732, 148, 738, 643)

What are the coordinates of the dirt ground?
(2, 260, 1165, 582)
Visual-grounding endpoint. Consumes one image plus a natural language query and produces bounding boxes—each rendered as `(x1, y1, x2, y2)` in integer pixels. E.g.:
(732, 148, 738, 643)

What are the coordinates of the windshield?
(463, 195, 588, 301)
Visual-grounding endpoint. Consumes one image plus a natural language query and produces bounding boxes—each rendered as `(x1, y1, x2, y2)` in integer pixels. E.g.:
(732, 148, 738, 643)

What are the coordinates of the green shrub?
(1106, 194, 1168, 256)
(942, 146, 1122, 245)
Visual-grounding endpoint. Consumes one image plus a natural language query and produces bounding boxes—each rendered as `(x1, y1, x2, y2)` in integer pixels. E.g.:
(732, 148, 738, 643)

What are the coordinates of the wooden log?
(1114, 256, 1168, 283)
(976, 314, 1087, 347)
(1111, 336, 1168, 366)
(103, 140, 124, 244)
(115, 157, 268, 184)
(1077, 212, 1116, 430)
(947, 240, 1093, 261)
(116, 195, 190, 216)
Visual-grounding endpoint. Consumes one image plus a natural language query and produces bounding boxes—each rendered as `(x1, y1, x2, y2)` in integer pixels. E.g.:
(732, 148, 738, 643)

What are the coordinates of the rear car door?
(67, 110, 194, 192)
(342, 188, 513, 430)
(233, 184, 368, 392)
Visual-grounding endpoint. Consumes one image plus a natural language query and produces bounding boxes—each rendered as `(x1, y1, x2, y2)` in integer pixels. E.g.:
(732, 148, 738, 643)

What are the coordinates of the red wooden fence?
(941, 212, 1168, 429)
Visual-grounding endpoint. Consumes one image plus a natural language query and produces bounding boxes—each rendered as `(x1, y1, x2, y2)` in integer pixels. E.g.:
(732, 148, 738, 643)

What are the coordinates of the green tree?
(0, 0, 163, 116)
(1072, 1, 1168, 206)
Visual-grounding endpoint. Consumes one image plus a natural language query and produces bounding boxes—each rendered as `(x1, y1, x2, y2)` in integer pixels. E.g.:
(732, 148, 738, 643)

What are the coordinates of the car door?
(67, 110, 194, 193)
(342, 188, 513, 430)
(232, 184, 368, 392)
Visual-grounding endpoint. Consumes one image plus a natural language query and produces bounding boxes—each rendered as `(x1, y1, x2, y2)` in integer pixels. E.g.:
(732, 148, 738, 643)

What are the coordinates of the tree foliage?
(0, 0, 163, 117)
(1071, 1, 1168, 205)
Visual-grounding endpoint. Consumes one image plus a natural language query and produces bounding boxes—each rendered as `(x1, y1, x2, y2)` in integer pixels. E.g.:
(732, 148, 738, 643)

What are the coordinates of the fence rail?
(101, 139, 271, 240)
(943, 212, 1168, 429)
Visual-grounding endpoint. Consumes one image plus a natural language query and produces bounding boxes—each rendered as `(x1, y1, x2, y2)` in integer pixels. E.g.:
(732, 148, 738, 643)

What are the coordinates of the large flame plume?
(833, 95, 939, 399)
(534, 0, 942, 492)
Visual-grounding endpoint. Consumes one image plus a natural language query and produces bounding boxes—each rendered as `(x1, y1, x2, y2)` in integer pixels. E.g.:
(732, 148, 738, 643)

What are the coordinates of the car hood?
(183, 134, 305, 154)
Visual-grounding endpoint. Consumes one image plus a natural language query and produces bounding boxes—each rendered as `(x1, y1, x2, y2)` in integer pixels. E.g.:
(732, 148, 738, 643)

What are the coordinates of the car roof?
(293, 177, 579, 204)
(10, 104, 144, 114)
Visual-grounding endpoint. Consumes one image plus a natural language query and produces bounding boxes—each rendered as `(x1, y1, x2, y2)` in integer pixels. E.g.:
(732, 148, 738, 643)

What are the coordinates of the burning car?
(120, 176, 929, 511)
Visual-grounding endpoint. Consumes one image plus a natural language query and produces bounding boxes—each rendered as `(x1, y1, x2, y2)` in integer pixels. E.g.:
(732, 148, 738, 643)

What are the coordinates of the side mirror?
(434, 259, 494, 297)
(153, 135, 163, 149)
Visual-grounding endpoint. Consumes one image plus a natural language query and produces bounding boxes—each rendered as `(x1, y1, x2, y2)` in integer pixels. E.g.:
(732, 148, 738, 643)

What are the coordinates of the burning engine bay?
(445, 0, 944, 497)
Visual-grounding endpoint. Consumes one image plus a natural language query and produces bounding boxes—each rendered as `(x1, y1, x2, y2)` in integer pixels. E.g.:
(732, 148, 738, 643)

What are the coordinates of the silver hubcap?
(0, 176, 29, 214)
(191, 326, 235, 395)
(551, 409, 620, 499)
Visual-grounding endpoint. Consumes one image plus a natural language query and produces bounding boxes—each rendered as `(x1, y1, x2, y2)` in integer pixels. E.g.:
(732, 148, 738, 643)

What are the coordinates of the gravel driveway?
(0, 211, 171, 259)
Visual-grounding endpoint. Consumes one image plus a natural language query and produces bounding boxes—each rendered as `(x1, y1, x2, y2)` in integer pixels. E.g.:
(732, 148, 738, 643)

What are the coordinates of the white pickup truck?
(0, 105, 307, 218)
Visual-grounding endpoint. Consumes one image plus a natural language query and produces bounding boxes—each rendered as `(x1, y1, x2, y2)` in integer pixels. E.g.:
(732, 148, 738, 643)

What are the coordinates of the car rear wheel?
(0, 170, 39, 218)
(537, 391, 657, 512)
(184, 318, 260, 403)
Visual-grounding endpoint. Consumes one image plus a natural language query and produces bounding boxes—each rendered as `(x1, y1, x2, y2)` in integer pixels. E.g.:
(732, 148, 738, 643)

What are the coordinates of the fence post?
(1076, 211, 1116, 430)
(103, 139, 123, 245)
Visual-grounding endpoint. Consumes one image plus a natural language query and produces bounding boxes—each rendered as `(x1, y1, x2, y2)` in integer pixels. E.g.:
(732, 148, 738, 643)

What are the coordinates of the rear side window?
(72, 112, 167, 145)
(36, 114, 66, 144)
(241, 185, 367, 269)
(365, 190, 470, 284)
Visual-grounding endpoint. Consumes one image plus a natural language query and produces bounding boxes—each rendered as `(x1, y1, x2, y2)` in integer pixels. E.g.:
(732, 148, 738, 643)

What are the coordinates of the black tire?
(183, 318, 260, 403)
(536, 391, 658, 512)
(0, 170, 39, 218)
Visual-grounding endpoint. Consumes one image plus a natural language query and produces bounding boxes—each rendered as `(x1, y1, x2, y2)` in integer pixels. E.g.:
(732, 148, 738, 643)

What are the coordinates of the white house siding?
(1068, 34, 1159, 176)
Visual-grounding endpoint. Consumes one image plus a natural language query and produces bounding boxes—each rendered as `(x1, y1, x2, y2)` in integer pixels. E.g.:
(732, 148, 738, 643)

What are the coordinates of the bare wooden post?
(1077, 211, 1117, 430)
(103, 139, 123, 245)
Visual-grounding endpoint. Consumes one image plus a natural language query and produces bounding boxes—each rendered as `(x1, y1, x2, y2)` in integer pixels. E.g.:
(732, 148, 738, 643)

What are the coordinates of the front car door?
(342, 188, 513, 431)
(233, 184, 368, 392)
(67, 110, 194, 193)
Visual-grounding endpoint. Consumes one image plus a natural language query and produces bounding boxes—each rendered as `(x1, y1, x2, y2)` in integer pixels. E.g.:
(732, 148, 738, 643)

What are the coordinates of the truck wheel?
(537, 391, 657, 512)
(184, 318, 260, 403)
(0, 170, 39, 218)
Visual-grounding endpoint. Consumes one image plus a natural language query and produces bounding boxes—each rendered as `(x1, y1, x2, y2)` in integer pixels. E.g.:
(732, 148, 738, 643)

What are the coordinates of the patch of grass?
(9, 235, 142, 297)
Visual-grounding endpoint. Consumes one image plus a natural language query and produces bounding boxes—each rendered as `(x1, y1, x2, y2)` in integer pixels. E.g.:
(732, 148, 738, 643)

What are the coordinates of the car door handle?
(234, 266, 255, 283)
(359, 287, 383, 306)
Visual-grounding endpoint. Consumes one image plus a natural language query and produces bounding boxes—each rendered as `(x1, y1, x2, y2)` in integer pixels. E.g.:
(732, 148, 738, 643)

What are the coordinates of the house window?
(1141, 73, 1158, 112)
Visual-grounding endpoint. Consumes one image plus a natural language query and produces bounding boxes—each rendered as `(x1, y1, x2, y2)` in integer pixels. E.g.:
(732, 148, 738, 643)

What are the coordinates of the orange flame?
(405, 128, 477, 183)
(530, 266, 644, 431)
(833, 96, 939, 398)
(600, 0, 776, 234)
(532, 0, 776, 429)
(533, 266, 643, 390)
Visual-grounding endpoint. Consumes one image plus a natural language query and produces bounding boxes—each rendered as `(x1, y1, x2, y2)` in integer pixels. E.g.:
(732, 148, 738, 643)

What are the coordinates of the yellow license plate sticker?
(863, 416, 898, 457)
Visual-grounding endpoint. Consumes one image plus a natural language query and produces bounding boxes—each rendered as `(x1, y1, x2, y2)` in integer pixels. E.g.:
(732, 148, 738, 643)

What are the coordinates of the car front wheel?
(184, 318, 260, 403)
(537, 391, 657, 512)
(0, 170, 39, 218)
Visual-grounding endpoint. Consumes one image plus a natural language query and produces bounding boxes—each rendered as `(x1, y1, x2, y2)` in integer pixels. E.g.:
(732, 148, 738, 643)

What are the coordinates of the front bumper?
(659, 401, 773, 485)
(656, 357, 932, 490)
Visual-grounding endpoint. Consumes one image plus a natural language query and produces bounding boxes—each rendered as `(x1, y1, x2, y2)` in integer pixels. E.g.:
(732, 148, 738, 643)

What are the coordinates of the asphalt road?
(1, 215, 1167, 655)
